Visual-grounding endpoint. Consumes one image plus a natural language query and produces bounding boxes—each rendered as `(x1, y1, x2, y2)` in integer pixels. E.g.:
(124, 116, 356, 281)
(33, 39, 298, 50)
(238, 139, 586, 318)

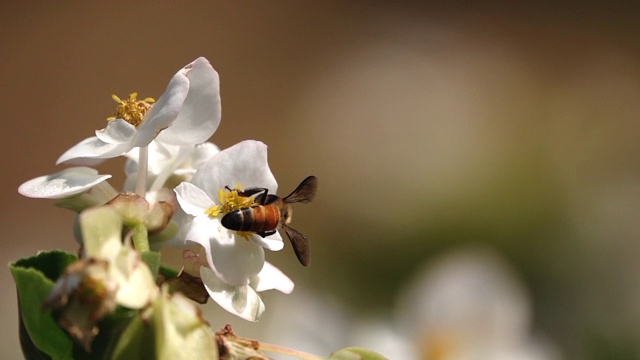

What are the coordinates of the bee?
(221, 176, 318, 266)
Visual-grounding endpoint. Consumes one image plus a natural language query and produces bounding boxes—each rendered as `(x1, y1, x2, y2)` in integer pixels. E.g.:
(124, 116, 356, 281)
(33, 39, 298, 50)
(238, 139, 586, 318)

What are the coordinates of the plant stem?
(135, 146, 148, 197)
(132, 224, 150, 252)
(258, 341, 324, 360)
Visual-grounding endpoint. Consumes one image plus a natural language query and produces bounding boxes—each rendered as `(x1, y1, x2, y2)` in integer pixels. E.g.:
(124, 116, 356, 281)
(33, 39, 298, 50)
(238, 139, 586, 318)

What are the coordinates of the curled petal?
(251, 262, 294, 294)
(18, 167, 112, 199)
(174, 182, 214, 217)
(200, 267, 265, 322)
(56, 136, 130, 165)
(132, 65, 190, 148)
(191, 140, 277, 198)
(95, 119, 136, 144)
(156, 57, 221, 146)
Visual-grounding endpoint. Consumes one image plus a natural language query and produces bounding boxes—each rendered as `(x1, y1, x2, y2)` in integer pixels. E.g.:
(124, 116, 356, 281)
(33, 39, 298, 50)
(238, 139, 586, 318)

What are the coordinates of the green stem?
(132, 224, 150, 252)
(135, 146, 149, 197)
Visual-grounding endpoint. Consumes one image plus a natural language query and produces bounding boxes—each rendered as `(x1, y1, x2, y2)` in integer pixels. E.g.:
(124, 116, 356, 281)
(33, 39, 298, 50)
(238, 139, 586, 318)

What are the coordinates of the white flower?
(18, 167, 117, 212)
(57, 57, 221, 165)
(124, 140, 220, 192)
(80, 206, 159, 308)
(174, 140, 283, 285)
(44, 206, 159, 350)
(395, 248, 562, 360)
(174, 140, 294, 321)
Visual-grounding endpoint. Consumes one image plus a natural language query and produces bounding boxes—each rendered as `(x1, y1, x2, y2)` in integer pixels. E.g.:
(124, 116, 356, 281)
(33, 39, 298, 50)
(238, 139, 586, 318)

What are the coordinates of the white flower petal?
(206, 226, 265, 286)
(251, 262, 294, 294)
(185, 217, 217, 256)
(95, 119, 136, 144)
(111, 247, 158, 309)
(174, 182, 214, 216)
(200, 266, 265, 322)
(184, 218, 265, 286)
(191, 140, 277, 198)
(176, 142, 220, 175)
(80, 206, 123, 260)
(250, 232, 284, 251)
(18, 167, 112, 199)
(147, 142, 189, 175)
(156, 57, 221, 146)
(132, 65, 190, 147)
(56, 136, 130, 165)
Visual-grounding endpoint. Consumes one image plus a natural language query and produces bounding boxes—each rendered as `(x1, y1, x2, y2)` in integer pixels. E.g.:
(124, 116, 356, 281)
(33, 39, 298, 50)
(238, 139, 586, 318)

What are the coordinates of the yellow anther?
(204, 185, 257, 219)
(107, 92, 155, 127)
(204, 206, 220, 218)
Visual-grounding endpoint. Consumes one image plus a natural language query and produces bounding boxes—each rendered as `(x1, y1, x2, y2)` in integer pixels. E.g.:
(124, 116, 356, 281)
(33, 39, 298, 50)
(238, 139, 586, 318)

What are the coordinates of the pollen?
(107, 92, 155, 127)
(204, 206, 220, 218)
(217, 186, 257, 214)
(203, 185, 257, 219)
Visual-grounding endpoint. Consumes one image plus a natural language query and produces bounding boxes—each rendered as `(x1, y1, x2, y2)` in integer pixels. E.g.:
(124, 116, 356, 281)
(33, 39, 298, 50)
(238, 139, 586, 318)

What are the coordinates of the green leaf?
(109, 312, 155, 360)
(141, 251, 161, 277)
(9, 251, 78, 359)
(327, 347, 389, 360)
(18, 304, 52, 360)
(11, 250, 77, 281)
(74, 309, 137, 360)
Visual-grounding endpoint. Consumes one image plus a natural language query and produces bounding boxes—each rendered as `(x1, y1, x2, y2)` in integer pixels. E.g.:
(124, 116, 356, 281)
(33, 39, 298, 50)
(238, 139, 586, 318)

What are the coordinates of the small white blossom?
(395, 248, 562, 360)
(80, 206, 159, 308)
(18, 167, 117, 211)
(57, 57, 221, 165)
(44, 206, 159, 350)
(174, 140, 283, 285)
(174, 140, 294, 321)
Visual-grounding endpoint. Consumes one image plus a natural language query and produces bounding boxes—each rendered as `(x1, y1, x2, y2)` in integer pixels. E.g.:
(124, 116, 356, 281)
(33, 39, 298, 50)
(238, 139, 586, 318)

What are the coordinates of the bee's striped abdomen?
(221, 205, 280, 233)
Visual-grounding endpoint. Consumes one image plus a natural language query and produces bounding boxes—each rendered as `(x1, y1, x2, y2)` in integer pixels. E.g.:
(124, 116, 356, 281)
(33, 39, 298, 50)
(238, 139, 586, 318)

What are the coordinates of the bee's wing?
(282, 224, 310, 266)
(283, 176, 318, 204)
(255, 193, 279, 205)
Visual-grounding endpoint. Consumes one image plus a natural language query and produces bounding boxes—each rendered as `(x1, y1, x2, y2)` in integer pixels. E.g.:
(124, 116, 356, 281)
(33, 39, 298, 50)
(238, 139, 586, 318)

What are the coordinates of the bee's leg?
(257, 230, 277, 238)
(225, 186, 269, 201)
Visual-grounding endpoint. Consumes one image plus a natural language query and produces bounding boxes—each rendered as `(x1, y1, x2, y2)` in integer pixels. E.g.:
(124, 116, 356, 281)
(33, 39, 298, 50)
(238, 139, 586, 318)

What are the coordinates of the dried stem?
(258, 341, 324, 360)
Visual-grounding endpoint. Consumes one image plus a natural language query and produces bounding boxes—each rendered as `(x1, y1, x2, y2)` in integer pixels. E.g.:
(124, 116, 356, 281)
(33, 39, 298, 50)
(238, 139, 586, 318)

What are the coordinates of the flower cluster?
(17, 57, 298, 354)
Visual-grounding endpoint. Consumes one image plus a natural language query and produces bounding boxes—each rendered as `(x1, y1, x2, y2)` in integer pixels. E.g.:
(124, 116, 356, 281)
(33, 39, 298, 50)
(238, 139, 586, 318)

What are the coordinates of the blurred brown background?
(3, 2, 640, 359)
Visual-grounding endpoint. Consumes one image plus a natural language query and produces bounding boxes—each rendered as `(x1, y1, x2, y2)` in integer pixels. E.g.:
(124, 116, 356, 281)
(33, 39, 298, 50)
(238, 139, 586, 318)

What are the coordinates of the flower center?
(107, 92, 155, 127)
(204, 184, 257, 218)
(74, 274, 109, 306)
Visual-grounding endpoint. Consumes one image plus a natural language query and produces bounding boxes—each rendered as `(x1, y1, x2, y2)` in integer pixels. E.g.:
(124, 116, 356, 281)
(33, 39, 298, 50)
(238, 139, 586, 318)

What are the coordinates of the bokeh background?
(3, 2, 640, 359)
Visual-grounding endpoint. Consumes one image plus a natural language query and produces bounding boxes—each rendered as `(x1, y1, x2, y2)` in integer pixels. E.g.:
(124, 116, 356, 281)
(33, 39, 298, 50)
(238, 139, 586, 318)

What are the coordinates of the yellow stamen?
(107, 92, 155, 127)
(204, 184, 257, 219)
(204, 206, 220, 217)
